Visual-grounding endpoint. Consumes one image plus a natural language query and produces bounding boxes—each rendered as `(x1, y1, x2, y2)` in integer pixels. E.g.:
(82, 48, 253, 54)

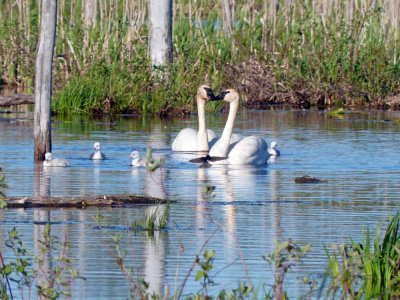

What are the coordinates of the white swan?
(130, 151, 146, 167)
(90, 142, 106, 160)
(268, 141, 280, 156)
(171, 85, 218, 152)
(207, 89, 271, 165)
(43, 153, 70, 167)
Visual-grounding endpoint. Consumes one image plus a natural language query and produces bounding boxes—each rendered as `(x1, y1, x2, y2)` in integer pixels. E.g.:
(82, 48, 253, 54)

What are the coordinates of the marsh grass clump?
(324, 214, 400, 299)
(128, 203, 170, 233)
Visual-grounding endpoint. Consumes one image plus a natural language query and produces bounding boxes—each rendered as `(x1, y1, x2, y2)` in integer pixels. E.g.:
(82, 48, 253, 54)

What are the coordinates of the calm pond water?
(1, 107, 400, 298)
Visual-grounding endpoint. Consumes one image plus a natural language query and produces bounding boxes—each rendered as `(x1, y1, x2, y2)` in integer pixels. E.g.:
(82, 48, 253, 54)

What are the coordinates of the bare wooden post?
(219, 0, 233, 37)
(83, 0, 97, 27)
(34, 0, 58, 162)
(148, 0, 173, 68)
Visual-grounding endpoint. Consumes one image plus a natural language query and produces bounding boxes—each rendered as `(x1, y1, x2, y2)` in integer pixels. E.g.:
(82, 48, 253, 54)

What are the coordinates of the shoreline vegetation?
(2, 0, 400, 115)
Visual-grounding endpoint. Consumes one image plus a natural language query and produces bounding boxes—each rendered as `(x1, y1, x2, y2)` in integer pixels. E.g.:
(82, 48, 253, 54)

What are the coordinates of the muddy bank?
(4, 194, 169, 209)
(220, 58, 400, 111)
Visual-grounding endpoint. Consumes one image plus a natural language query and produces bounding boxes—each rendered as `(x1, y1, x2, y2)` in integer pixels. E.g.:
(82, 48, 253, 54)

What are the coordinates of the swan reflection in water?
(201, 164, 284, 269)
(194, 165, 269, 260)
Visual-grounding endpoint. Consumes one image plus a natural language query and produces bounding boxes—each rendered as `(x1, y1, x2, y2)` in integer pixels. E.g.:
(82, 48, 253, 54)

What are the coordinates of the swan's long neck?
(218, 100, 239, 156)
(196, 99, 209, 151)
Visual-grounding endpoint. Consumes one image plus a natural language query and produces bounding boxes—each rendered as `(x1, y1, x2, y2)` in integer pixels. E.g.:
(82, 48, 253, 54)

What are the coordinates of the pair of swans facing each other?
(171, 85, 243, 153)
(172, 86, 276, 165)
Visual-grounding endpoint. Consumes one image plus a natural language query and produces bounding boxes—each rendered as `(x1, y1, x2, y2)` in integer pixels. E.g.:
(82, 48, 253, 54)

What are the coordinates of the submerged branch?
(4, 194, 170, 208)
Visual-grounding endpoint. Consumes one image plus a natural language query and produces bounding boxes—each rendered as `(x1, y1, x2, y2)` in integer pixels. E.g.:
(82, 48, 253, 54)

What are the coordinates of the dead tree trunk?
(83, 0, 97, 27)
(148, 0, 173, 68)
(34, 0, 58, 162)
(219, 0, 233, 37)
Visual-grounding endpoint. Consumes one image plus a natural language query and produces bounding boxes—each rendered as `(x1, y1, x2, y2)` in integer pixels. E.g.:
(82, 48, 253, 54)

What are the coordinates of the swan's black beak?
(203, 87, 217, 100)
(209, 90, 230, 101)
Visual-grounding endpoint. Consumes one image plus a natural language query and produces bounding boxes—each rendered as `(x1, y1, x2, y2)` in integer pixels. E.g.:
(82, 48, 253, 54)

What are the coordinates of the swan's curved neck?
(219, 100, 239, 156)
(196, 98, 209, 151)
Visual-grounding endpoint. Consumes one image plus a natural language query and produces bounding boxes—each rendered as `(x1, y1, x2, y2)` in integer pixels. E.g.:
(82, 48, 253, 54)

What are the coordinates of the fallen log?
(0, 94, 34, 107)
(4, 194, 170, 209)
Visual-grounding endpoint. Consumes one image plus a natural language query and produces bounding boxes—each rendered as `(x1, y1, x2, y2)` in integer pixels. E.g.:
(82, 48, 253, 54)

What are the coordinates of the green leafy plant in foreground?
(263, 239, 312, 300)
(324, 214, 400, 299)
(195, 249, 216, 297)
(0, 225, 84, 300)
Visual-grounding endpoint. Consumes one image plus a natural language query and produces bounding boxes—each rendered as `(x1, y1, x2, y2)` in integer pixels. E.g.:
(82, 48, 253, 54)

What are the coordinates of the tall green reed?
(324, 214, 400, 299)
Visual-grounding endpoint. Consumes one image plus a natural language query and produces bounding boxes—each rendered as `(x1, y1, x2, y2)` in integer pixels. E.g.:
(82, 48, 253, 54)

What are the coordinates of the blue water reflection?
(1, 109, 400, 298)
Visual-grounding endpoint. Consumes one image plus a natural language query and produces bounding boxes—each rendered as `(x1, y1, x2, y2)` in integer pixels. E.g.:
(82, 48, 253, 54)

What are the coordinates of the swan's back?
(90, 151, 106, 160)
(130, 151, 146, 166)
(43, 157, 70, 167)
(172, 128, 217, 151)
(210, 136, 269, 165)
(131, 158, 146, 167)
(228, 136, 269, 165)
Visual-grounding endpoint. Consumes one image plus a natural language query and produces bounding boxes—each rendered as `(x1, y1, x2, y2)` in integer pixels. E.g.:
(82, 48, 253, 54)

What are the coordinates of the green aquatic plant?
(203, 184, 216, 200)
(328, 108, 345, 116)
(145, 146, 165, 173)
(0, 167, 8, 209)
(324, 214, 400, 299)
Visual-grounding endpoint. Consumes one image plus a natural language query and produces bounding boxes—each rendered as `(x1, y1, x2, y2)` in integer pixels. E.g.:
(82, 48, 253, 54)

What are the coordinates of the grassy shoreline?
(2, 0, 400, 114)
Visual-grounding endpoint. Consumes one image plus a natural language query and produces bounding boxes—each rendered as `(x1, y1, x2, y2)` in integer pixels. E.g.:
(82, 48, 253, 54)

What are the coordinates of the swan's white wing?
(230, 133, 244, 144)
(172, 128, 218, 151)
(90, 151, 106, 160)
(171, 128, 198, 151)
(227, 136, 269, 165)
(44, 157, 70, 167)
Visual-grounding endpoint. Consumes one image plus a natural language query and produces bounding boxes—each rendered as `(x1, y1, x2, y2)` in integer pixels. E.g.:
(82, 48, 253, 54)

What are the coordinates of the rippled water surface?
(1, 108, 400, 298)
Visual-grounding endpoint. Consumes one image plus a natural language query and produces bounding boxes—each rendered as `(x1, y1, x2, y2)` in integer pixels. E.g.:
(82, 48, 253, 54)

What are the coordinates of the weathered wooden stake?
(148, 0, 173, 67)
(34, 0, 58, 162)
